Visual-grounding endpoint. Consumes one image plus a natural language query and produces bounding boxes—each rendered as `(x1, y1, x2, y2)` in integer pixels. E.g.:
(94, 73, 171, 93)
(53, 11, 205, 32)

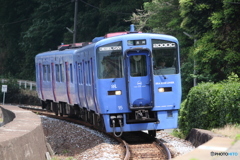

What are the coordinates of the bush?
(0, 78, 40, 105)
(0, 78, 20, 103)
(179, 74, 240, 136)
(17, 89, 41, 105)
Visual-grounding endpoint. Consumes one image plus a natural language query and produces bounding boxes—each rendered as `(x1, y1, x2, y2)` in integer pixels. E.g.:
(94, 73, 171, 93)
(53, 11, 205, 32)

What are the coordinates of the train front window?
(130, 55, 147, 77)
(152, 39, 179, 75)
(97, 41, 123, 79)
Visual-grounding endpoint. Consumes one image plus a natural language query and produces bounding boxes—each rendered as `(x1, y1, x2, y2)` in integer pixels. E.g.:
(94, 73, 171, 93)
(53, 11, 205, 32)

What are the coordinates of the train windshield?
(96, 41, 123, 79)
(130, 55, 147, 77)
(152, 39, 179, 75)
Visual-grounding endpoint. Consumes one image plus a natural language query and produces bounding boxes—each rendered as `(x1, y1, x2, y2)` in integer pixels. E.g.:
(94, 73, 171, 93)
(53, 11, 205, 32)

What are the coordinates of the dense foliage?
(179, 74, 240, 136)
(0, 0, 146, 80)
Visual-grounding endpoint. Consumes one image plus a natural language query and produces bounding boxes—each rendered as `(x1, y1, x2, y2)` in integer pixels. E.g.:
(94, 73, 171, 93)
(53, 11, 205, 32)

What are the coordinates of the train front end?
(95, 32, 181, 136)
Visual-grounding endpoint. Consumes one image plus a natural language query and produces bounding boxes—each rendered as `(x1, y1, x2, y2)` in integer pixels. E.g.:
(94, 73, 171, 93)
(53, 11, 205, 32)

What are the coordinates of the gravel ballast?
(41, 116, 195, 159)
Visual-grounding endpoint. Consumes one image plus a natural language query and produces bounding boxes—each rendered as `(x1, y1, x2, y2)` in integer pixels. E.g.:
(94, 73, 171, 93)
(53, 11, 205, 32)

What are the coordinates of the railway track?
(19, 105, 171, 160)
(122, 132, 171, 160)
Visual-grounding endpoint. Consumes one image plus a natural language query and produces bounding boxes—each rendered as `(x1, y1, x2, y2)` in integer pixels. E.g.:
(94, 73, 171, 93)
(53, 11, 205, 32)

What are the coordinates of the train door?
(90, 58, 99, 112)
(125, 50, 153, 109)
(87, 58, 99, 112)
(76, 62, 81, 105)
(65, 62, 72, 104)
(38, 63, 44, 100)
(83, 60, 89, 109)
(78, 60, 88, 109)
(51, 62, 56, 101)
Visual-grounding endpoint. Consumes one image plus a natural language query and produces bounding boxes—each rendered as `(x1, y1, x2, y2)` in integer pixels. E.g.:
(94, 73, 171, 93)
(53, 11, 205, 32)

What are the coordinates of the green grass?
(211, 124, 240, 139)
(170, 129, 186, 139)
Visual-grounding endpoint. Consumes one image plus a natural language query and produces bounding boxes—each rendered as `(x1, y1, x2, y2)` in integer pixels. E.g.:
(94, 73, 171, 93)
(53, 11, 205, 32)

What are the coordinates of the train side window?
(78, 63, 82, 84)
(85, 60, 91, 85)
(88, 61, 92, 85)
(55, 64, 60, 82)
(59, 64, 62, 82)
(47, 65, 50, 81)
(70, 63, 73, 83)
(90, 59, 93, 85)
(60, 64, 64, 82)
(38, 63, 41, 80)
(43, 65, 47, 81)
(83, 61, 86, 84)
(80, 61, 83, 84)
(85, 61, 88, 85)
(82, 60, 85, 84)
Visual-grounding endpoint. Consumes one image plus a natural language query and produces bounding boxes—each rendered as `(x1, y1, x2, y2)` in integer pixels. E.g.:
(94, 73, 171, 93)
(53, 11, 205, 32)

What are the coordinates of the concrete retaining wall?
(185, 128, 224, 147)
(0, 107, 15, 126)
(0, 105, 47, 160)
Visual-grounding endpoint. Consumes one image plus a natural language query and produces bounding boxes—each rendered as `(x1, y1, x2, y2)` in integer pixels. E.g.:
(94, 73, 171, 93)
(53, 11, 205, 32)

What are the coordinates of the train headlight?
(158, 88, 165, 92)
(108, 90, 122, 95)
(115, 91, 122, 95)
(158, 87, 172, 92)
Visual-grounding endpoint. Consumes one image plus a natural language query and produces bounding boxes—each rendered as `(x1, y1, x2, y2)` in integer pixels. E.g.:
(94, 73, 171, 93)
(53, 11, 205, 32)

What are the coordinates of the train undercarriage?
(42, 100, 158, 137)
(42, 100, 106, 131)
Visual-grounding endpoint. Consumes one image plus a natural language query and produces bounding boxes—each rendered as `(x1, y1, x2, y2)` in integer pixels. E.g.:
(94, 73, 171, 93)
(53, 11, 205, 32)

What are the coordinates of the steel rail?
(122, 140, 130, 160)
(155, 138, 171, 160)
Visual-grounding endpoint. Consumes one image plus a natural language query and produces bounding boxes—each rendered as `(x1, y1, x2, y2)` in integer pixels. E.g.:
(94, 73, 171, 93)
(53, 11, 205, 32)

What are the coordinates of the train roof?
(36, 25, 179, 58)
(94, 32, 178, 46)
(35, 49, 75, 58)
(35, 42, 96, 58)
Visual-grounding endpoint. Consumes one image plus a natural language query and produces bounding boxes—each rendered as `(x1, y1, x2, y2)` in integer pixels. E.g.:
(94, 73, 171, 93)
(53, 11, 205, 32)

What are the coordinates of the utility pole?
(183, 31, 197, 86)
(73, 0, 78, 44)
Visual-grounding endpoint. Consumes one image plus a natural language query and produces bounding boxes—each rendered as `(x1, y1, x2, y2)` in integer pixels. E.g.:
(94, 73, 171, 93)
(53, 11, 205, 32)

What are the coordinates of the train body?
(35, 26, 181, 137)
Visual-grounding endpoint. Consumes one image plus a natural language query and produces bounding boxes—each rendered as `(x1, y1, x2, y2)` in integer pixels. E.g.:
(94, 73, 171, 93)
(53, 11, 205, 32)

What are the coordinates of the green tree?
(69, 0, 146, 42)
(180, 0, 240, 82)
(19, 0, 73, 80)
(0, 0, 38, 78)
(129, 0, 181, 35)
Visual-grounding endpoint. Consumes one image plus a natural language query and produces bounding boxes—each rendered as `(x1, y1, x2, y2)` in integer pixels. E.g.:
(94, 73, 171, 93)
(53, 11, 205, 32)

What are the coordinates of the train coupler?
(135, 110, 149, 120)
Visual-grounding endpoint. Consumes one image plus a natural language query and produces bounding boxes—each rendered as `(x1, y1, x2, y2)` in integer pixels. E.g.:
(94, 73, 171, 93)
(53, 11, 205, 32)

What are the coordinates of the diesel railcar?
(35, 25, 181, 137)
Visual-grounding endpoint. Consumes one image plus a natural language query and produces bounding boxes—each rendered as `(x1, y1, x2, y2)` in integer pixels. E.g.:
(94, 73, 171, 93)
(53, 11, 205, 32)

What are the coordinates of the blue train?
(35, 25, 181, 137)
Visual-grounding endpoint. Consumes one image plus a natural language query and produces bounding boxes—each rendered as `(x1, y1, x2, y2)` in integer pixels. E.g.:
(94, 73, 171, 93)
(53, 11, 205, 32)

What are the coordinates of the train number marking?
(118, 105, 123, 110)
(153, 43, 176, 48)
(111, 84, 117, 88)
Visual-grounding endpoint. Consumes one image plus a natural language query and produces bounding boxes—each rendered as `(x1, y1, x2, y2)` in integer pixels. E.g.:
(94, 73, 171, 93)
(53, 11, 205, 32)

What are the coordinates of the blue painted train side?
(35, 27, 181, 137)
